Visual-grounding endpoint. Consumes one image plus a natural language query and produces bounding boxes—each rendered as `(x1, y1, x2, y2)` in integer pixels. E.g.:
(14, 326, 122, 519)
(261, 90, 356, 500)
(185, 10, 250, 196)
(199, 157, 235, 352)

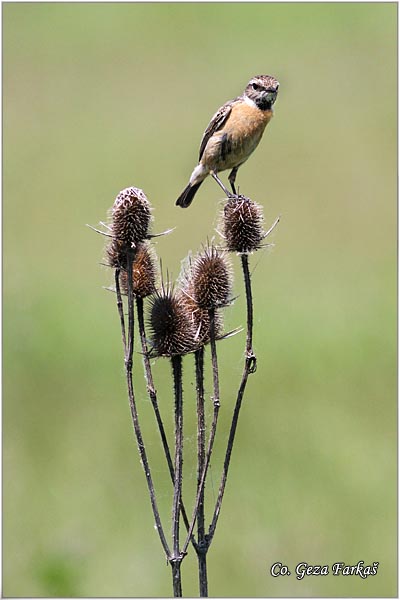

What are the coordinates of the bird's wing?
(198, 99, 236, 161)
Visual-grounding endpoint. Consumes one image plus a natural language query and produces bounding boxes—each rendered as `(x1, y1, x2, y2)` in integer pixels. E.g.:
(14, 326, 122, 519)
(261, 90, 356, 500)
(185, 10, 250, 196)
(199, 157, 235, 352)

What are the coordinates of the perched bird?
(176, 75, 279, 208)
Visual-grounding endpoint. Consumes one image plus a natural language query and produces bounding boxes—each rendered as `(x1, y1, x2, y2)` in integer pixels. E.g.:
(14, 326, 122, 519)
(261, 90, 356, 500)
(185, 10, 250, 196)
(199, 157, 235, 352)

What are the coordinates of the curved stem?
(181, 309, 220, 557)
(207, 253, 255, 545)
(122, 253, 170, 558)
(136, 297, 194, 543)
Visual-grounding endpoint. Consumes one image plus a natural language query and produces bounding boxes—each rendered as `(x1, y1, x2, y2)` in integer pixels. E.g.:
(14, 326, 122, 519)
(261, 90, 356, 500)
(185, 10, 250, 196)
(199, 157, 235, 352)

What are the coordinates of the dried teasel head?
(119, 242, 157, 298)
(148, 287, 198, 357)
(187, 245, 232, 311)
(111, 186, 151, 252)
(106, 238, 128, 270)
(222, 196, 264, 253)
(178, 288, 223, 346)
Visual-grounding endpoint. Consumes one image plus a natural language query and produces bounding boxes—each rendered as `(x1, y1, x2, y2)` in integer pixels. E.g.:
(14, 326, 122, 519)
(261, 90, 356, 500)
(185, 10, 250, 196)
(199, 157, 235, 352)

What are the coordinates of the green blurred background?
(3, 2, 397, 597)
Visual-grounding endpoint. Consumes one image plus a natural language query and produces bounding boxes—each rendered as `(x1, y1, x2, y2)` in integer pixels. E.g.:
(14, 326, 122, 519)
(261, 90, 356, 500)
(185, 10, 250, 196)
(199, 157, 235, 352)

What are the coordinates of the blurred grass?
(3, 2, 397, 597)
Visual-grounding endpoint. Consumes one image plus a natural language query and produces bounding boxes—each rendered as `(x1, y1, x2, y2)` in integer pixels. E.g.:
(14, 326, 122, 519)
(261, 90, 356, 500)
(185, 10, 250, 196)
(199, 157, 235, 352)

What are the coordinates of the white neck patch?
(244, 94, 274, 112)
(244, 95, 257, 109)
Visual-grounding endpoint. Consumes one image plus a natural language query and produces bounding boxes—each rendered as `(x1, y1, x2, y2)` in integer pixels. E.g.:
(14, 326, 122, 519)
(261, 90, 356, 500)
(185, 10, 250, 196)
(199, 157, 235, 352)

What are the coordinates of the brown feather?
(198, 100, 235, 161)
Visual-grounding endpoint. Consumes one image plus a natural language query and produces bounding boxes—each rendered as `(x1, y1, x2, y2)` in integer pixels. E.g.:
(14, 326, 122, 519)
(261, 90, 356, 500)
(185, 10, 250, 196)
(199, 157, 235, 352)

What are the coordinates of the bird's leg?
(228, 167, 239, 195)
(211, 171, 235, 198)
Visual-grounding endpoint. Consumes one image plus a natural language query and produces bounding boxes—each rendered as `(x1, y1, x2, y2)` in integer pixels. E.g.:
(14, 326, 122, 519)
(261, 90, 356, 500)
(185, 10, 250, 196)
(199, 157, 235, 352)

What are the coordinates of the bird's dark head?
(244, 75, 279, 110)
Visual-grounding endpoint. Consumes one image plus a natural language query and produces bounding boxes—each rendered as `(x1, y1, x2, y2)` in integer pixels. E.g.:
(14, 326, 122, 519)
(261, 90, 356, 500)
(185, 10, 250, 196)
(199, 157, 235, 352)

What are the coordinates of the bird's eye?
(252, 83, 261, 91)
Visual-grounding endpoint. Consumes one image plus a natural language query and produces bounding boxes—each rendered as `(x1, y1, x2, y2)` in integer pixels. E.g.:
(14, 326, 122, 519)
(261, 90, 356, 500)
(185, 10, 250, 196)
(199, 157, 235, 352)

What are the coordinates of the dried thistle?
(111, 186, 151, 251)
(149, 287, 198, 357)
(222, 196, 264, 253)
(188, 245, 232, 310)
(119, 242, 157, 298)
(178, 289, 223, 345)
(106, 238, 128, 269)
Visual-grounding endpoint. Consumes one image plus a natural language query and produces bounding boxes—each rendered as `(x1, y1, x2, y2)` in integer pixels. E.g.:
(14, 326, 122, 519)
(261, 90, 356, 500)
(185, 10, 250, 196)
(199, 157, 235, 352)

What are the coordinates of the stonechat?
(176, 75, 279, 208)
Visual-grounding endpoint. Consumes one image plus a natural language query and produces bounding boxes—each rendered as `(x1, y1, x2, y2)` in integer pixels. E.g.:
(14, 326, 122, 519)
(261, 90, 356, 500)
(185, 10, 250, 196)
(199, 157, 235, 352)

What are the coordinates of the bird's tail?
(176, 181, 203, 208)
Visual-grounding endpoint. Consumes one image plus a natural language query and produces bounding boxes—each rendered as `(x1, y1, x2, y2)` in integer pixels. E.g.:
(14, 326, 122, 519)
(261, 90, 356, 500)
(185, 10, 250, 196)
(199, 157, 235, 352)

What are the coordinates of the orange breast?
(202, 101, 273, 171)
(226, 101, 273, 139)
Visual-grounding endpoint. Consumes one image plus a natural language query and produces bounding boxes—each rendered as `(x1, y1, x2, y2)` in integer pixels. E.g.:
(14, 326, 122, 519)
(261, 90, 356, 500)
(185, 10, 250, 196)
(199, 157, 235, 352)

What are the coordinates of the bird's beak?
(264, 86, 278, 105)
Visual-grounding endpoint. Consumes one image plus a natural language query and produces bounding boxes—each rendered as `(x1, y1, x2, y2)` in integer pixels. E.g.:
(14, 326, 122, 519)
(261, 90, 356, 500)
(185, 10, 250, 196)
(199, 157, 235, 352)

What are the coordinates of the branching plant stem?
(120, 254, 171, 559)
(181, 308, 220, 560)
(136, 297, 194, 541)
(105, 192, 271, 597)
(207, 253, 255, 545)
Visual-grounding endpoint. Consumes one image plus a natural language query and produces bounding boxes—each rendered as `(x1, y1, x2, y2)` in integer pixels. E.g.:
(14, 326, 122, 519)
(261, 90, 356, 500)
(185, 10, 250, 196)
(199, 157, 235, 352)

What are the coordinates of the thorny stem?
(195, 347, 208, 597)
(123, 252, 170, 559)
(136, 297, 194, 542)
(207, 253, 255, 545)
(181, 308, 220, 558)
(171, 355, 184, 564)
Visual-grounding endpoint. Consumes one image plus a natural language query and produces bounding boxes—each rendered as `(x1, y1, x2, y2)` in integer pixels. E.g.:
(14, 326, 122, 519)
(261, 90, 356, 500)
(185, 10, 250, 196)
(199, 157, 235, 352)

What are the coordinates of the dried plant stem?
(242, 254, 257, 370)
(181, 308, 220, 558)
(115, 268, 127, 353)
(136, 297, 194, 542)
(171, 561, 183, 598)
(122, 254, 170, 559)
(195, 347, 208, 597)
(197, 548, 208, 598)
(136, 296, 173, 474)
(171, 354, 184, 596)
(207, 253, 255, 545)
(209, 308, 221, 407)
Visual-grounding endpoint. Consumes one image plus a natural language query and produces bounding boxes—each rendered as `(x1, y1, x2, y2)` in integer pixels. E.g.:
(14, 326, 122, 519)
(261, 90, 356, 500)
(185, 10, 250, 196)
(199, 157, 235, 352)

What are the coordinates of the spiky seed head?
(189, 246, 232, 310)
(106, 238, 128, 270)
(222, 197, 264, 253)
(178, 289, 223, 346)
(111, 186, 151, 251)
(119, 242, 157, 298)
(149, 288, 198, 357)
